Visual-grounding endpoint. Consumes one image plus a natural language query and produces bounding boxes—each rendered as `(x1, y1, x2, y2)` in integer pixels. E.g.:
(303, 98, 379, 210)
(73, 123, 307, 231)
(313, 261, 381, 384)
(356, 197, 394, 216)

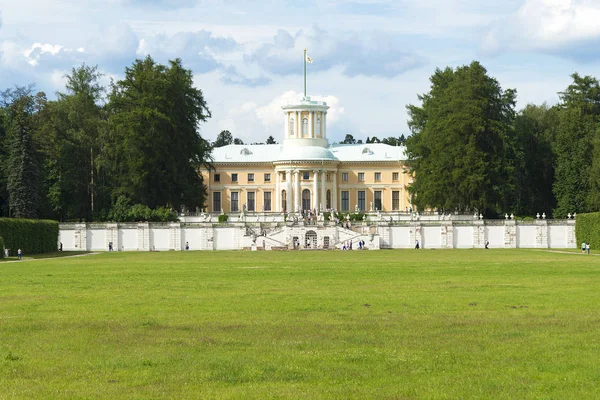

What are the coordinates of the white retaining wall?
(59, 219, 576, 251)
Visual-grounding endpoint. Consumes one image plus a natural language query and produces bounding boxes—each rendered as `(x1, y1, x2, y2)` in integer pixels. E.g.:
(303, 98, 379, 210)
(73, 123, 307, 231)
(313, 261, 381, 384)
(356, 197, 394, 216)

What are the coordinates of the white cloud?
(482, 0, 600, 58)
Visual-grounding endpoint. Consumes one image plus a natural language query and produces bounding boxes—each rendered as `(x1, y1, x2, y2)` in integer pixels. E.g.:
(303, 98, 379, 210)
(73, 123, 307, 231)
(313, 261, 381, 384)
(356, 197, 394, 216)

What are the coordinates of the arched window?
(316, 117, 321, 137)
(326, 189, 331, 209)
(289, 118, 295, 136)
(302, 189, 311, 211)
(281, 190, 287, 213)
(302, 118, 309, 136)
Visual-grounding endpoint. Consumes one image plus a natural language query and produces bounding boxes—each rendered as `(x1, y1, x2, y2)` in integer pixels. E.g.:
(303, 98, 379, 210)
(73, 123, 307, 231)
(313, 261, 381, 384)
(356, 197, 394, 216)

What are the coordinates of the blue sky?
(1, 0, 599, 143)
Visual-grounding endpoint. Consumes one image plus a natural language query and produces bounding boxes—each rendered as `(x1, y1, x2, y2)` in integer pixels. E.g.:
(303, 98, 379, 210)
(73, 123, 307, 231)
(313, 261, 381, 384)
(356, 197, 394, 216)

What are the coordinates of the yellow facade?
(203, 94, 412, 214)
(203, 162, 412, 214)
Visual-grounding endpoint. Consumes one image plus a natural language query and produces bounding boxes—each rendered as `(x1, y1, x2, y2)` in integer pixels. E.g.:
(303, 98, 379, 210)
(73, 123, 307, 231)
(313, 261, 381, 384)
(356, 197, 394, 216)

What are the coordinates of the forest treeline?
(0, 58, 597, 221)
(0, 57, 211, 221)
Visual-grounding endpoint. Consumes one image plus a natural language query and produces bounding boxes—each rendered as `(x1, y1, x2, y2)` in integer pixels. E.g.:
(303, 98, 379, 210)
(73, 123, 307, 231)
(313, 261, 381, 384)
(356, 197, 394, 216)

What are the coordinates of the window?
(281, 190, 287, 213)
(358, 173, 364, 182)
(248, 173, 254, 182)
(316, 117, 321, 136)
(247, 192, 255, 211)
(231, 192, 239, 212)
(374, 172, 381, 182)
(392, 172, 399, 181)
(358, 191, 366, 211)
(289, 118, 295, 135)
(326, 172, 331, 181)
(214, 173, 220, 183)
(326, 190, 331, 209)
(392, 191, 400, 211)
(342, 173, 348, 182)
(374, 191, 382, 211)
(303, 171, 309, 180)
(263, 192, 271, 211)
(302, 118, 309, 136)
(264, 173, 271, 182)
(302, 189, 311, 211)
(213, 192, 221, 212)
(282, 171, 286, 181)
(232, 173, 238, 182)
(341, 191, 349, 211)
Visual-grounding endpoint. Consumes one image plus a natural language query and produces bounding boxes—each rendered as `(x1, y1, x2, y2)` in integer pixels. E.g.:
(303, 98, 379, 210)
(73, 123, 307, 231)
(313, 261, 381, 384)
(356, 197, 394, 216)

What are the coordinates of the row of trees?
(405, 61, 600, 218)
(0, 56, 212, 221)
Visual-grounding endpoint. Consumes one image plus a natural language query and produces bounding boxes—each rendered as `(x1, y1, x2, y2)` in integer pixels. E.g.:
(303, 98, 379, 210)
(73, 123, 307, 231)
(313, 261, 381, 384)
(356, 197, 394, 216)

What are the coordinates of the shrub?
(218, 214, 229, 223)
(575, 212, 600, 249)
(104, 196, 179, 222)
(0, 236, 4, 257)
(0, 218, 59, 255)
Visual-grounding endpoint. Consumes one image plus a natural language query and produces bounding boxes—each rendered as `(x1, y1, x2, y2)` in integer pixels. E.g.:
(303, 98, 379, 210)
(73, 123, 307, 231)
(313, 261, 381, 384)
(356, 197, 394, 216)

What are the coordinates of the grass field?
(1, 249, 599, 399)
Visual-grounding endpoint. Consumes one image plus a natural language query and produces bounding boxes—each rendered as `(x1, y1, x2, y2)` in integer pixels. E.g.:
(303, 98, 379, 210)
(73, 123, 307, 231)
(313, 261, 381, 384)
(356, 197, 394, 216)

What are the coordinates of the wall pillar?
(286, 169, 292, 214)
(137, 222, 150, 251)
(321, 170, 326, 211)
(441, 221, 453, 248)
(333, 171, 338, 210)
(309, 111, 314, 138)
(275, 171, 281, 212)
(567, 219, 576, 248)
(473, 220, 485, 248)
(504, 220, 517, 248)
(294, 170, 300, 213)
(313, 170, 319, 211)
(536, 219, 549, 248)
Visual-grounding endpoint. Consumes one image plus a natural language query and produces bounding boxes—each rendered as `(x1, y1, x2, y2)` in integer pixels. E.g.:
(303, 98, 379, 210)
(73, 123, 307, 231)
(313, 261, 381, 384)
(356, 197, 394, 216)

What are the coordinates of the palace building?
(202, 95, 413, 215)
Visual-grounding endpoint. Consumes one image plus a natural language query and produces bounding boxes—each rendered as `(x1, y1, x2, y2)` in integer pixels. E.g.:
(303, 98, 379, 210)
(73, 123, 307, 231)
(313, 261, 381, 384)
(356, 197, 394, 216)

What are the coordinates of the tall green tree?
(2, 86, 43, 218)
(553, 73, 600, 217)
(40, 65, 106, 221)
(102, 56, 211, 211)
(340, 134, 356, 144)
(406, 61, 517, 215)
(512, 104, 558, 216)
(214, 130, 233, 147)
(0, 106, 9, 216)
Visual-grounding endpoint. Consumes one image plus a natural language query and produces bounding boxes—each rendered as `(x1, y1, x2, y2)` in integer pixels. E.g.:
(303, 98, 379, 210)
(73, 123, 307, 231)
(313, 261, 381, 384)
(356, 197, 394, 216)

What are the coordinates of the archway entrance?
(302, 189, 311, 211)
(305, 230, 317, 249)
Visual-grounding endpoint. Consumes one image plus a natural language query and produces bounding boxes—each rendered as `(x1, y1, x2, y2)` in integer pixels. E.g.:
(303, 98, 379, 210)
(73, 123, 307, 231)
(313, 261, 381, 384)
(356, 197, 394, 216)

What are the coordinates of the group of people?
(2, 248, 22, 260)
(342, 240, 366, 250)
(581, 242, 591, 254)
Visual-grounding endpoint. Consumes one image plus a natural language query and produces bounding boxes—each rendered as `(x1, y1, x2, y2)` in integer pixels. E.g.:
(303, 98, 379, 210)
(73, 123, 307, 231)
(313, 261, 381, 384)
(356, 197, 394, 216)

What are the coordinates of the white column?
(321, 170, 326, 211)
(294, 170, 300, 213)
(323, 112, 327, 139)
(284, 113, 289, 139)
(286, 169, 292, 214)
(333, 171, 337, 210)
(313, 170, 319, 212)
(275, 170, 280, 212)
(309, 111, 314, 138)
(296, 111, 300, 137)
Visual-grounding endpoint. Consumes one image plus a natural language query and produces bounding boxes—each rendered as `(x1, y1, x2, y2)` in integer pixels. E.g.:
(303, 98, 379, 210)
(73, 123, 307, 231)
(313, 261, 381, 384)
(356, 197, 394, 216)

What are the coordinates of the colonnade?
(285, 111, 327, 138)
(274, 168, 336, 213)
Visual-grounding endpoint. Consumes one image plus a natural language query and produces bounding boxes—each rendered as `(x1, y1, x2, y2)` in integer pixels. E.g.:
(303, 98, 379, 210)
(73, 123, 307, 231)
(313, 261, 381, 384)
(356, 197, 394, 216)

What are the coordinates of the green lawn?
(1, 249, 599, 399)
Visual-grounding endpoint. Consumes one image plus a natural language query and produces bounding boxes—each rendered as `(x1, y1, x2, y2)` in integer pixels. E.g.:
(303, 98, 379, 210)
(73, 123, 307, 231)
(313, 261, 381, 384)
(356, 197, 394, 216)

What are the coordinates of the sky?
(1, 0, 600, 143)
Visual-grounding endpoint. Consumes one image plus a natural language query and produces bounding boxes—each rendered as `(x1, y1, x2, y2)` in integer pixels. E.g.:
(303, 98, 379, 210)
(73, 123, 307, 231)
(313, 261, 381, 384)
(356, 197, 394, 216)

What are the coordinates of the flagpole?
(303, 48, 307, 99)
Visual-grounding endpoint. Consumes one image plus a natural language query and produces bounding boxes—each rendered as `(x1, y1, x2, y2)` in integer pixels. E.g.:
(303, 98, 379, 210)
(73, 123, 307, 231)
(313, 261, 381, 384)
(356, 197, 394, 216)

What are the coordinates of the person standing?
(185, 242, 190, 251)
(18, 248, 22, 260)
(582, 242, 586, 253)
(415, 240, 420, 249)
(586, 243, 591, 254)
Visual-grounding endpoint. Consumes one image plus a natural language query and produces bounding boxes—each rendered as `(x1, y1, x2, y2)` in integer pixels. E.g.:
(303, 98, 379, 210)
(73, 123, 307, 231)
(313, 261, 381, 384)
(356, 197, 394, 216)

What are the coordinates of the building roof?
(210, 143, 407, 163)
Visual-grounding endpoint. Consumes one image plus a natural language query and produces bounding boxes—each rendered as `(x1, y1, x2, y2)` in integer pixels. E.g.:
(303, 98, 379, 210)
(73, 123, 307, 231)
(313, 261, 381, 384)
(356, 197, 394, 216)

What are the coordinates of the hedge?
(575, 212, 600, 249)
(0, 236, 4, 258)
(0, 218, 59, 255)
